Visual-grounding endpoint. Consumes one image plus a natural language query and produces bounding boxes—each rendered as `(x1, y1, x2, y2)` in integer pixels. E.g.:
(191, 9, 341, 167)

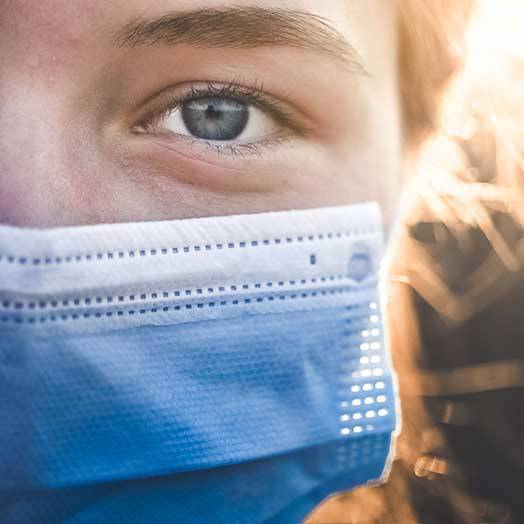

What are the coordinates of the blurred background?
(309, 1, 524, 522)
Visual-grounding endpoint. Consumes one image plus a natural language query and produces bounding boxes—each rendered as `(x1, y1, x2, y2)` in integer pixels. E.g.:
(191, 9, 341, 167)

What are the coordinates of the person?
(0, 0, 467, 228)
(0, 1, 473, 523)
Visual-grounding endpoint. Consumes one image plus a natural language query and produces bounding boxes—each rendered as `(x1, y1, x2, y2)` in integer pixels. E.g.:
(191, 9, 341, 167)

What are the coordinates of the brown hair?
(398, 0, 475, 144)
(309, 3, 524, 522)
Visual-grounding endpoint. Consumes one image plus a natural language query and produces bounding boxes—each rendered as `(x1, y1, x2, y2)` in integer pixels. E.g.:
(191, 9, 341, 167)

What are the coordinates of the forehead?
(7, 0, 377, 31)
(2, 0, 395, 75)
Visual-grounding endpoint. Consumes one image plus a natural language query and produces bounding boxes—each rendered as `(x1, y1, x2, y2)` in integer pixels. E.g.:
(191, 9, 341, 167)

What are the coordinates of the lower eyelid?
(134, 118, 291, 156)
(183, 133, 290, 159)
(137, 128, 293, 163)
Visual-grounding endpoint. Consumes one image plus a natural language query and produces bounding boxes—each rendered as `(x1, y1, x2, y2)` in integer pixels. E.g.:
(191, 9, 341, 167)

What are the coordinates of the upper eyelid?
(159, 83, 271, 119)
(187, 81, 265, 101)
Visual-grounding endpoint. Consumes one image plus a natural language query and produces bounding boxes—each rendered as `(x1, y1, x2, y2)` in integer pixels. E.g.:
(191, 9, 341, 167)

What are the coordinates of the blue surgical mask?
(0, 203, 398, 524)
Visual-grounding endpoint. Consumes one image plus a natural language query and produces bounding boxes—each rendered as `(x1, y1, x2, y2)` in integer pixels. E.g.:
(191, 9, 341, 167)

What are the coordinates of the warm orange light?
(442, 0, 524, 165)
(465, 0, 524, 75)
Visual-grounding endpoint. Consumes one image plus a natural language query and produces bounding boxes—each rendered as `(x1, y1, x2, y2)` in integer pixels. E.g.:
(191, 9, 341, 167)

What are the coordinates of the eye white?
(159, 102, 278, 143)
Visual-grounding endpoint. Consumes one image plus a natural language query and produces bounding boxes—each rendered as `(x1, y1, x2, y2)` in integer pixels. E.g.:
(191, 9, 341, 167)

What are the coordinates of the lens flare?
(466, 0, 524, 72)
(443, 0, 524, 169)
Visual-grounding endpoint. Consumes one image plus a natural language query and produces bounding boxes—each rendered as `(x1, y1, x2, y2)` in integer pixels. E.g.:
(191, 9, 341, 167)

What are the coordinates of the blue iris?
(182, 97, 249, 141)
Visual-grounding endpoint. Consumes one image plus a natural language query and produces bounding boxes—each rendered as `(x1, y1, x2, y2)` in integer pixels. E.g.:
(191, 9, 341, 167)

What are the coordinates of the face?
(0, 0, 402, 228)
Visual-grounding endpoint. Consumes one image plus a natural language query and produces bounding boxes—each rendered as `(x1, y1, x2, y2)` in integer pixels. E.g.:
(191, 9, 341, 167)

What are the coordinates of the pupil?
(182, 97, 249, 141)
(205, 105, 221, 120)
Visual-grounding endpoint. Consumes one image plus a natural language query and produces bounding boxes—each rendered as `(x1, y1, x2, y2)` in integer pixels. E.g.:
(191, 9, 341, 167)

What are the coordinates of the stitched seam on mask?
(0, 228, 381, 266)
(0, 287, 366, 324)
(337, 301, 393, 467)
(0, 275, 363, 311)
(340, 303, 383, 434)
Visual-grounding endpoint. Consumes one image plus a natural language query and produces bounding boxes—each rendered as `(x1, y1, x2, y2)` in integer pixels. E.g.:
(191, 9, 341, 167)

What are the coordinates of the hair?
(398, 0, 475, 144)
(309, 2, 524, 523)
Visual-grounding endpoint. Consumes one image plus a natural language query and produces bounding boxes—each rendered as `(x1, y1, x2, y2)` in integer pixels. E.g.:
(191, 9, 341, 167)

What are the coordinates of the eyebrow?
(114, 6, 366, 74)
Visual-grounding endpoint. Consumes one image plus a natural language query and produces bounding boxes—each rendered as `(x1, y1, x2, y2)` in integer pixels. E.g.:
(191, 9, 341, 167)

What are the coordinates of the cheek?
(325, 142, 403, 228)
(323, 91, 403, 226)
(337, 0, 403, 219)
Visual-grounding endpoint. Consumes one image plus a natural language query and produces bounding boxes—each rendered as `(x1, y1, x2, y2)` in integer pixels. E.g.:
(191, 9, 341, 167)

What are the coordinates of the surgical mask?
(0, 203, 397, 524)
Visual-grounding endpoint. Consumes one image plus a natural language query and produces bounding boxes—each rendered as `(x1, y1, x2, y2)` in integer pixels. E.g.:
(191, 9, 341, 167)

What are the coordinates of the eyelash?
(133, 81, 304, 157)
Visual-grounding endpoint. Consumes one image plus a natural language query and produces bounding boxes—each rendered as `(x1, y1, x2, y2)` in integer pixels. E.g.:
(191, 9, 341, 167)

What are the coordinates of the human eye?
(132, 82, 305, 157)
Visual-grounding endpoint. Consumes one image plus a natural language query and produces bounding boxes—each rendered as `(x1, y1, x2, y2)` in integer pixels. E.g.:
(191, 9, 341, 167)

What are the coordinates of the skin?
(0, 0, 402, 228)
